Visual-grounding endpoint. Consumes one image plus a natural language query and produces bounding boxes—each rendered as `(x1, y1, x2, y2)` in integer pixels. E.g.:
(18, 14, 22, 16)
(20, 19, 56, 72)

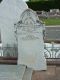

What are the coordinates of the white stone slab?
(22, 67, 33, 80)
(17, 9, 47, 70)
(0, 65, 26, 80)
(0, 0, 28, 47)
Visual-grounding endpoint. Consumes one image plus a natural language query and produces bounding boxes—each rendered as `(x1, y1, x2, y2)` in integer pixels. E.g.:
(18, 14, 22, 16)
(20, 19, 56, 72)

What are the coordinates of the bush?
(26, 1, 60, 11)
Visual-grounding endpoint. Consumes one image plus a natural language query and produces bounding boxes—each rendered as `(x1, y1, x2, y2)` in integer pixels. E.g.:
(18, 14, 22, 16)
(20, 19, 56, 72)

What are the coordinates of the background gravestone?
(0, 0, 28, 57)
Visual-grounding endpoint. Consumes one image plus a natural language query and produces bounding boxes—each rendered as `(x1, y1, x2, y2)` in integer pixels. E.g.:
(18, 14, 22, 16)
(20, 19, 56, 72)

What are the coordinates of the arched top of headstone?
(16, 8, 43, 27)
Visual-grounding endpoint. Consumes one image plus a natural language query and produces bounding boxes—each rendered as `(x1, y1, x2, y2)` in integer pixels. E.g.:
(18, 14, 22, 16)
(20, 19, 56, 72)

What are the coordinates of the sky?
(23, 0, 29, 2)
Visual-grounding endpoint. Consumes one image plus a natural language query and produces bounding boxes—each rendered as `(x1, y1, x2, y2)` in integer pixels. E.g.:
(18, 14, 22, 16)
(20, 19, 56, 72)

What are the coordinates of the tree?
(0, 0, 2, 3)
(29, 0, 48, 1)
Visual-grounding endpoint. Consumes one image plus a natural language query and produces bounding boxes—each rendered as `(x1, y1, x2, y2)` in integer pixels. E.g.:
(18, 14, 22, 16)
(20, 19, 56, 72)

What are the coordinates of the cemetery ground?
(41, 18, 60, 25)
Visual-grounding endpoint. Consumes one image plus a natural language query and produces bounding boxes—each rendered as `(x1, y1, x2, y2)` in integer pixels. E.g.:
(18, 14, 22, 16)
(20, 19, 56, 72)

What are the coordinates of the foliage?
(26, 1, 60, 11)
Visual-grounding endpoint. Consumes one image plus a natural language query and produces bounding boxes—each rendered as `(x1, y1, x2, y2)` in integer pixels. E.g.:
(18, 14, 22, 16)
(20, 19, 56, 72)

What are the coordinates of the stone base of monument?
(0, 65, 26, 80)
(0, 65, 33, 80)
(22, 67, 33, 80)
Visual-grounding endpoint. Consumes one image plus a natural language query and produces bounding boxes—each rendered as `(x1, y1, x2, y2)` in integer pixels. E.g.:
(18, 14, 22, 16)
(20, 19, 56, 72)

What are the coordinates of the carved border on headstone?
(14, 9, 46, 41)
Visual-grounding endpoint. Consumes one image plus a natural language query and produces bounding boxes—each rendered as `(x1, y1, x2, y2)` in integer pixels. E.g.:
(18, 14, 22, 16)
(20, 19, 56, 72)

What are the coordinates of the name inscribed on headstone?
(17, 24, 41, 41)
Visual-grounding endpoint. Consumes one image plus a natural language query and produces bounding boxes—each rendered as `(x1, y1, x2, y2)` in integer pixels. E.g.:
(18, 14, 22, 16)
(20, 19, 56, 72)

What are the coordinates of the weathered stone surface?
(0, 65, 26, 80)
(17, 9, 46, 70)
(0, 0, 28, 56)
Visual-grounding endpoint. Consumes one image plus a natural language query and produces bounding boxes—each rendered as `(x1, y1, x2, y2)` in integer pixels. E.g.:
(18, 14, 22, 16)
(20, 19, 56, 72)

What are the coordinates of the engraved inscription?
(21, 35, 39, 40)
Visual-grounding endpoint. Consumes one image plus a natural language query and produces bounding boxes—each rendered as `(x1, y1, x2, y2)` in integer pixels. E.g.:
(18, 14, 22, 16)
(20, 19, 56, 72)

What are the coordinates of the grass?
(41, 18, 60, 25)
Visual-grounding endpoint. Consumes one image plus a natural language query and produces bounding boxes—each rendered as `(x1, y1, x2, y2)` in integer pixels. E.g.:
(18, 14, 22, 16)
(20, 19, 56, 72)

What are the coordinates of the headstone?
(0, 0, 28, 57)
(15, 9, 47, 70)
(50, 9, 53, 13)
(50, 9, 59, 14)
(56, 9, 59, 13)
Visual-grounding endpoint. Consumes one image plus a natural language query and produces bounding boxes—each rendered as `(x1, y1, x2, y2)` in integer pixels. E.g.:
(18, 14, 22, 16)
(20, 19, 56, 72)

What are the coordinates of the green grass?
(41, 18, 60, 25)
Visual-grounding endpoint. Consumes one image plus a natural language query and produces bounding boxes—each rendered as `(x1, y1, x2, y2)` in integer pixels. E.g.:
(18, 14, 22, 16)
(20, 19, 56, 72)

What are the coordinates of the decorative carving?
(14, 9, 45, 41)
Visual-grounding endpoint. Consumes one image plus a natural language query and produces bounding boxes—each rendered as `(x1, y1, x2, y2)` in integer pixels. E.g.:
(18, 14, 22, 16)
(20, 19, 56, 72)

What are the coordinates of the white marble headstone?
(16, 9, 47, 70)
